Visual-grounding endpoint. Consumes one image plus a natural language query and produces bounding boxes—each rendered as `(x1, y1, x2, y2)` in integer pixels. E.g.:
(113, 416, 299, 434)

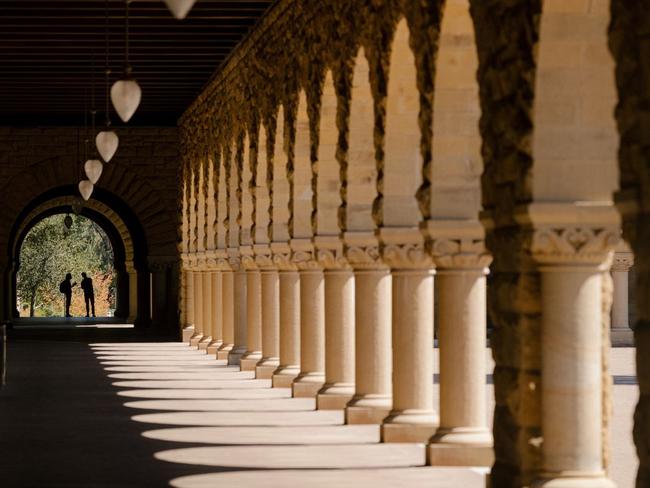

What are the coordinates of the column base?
(345, 395, 392, 424)
(381, 411, 439, 443)
(228, 348, 246, 366)
(272, 365, 300, 388)
(240, 352, 262, 371)
(189, 334, 203, 347)
(292, 372, 325, 398)
(216, 343, 234, 361)
(182, 326, 195, 343)
(316, 383, 355, 410)
(198, 336, 212, 351)
(531, 474, 616, 488)
(611, 327, 634, 347)
(206, 340, 223, 355)
(256, 358, 280, 379)
(427, 428, 493, 466)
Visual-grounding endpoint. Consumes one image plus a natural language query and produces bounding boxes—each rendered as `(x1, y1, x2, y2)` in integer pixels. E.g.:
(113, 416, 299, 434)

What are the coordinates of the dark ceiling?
(0, 0, 273, 126)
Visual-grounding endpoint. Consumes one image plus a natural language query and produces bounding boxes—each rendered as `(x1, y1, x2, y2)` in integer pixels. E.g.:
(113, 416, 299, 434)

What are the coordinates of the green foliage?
(17, 214, 115, 317)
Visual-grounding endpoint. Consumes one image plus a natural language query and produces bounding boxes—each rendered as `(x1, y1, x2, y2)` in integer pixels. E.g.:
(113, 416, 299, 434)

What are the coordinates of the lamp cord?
(105, 0, 111, 127)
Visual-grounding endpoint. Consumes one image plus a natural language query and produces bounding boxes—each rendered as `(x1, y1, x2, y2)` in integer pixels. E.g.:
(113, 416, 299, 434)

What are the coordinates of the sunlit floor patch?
(169, 467, 485, 488)
(108, 371, 255, 380)
(112, 379, 272, 389)
(105, 366, 232, 372)
(157, 444, 425, 469)
(117, 388, 291, 400)
(143, 424, 378, 445)
(132, 409, 343, 427)
(124, 397, 315, 412)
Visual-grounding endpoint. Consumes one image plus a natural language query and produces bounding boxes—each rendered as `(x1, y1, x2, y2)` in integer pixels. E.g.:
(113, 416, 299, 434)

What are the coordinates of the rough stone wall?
(609, 3, 650, 486)
(0, 127, 180, 260)
(468, 1, 542, 486)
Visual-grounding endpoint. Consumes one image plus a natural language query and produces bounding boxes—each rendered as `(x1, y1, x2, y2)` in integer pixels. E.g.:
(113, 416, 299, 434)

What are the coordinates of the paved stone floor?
(0, 329, 637, 487)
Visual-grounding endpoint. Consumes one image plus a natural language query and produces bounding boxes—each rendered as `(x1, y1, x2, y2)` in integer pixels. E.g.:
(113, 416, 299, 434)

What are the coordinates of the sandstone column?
(611, 250, 634, 345)
(217, 254, 235, 361)
(180, 257, 194, 343)
(229, 253, 247, 365)
(240, 252, 263, 370)
(424, 228, 493, 466)
(272, 245, 301, 387)
(126, 261, 139, 326)
(530, 221, 617, 488)
(198, 267, 213, 350)
(315, 238, 356, 410)
(291, 240, 325, 397)
(256, 250, 280, 378)
(380, 228, 438, 443)
(206, 262, 223, 355)
(344, 234, 392, 423)
(189, 259, 204, 348)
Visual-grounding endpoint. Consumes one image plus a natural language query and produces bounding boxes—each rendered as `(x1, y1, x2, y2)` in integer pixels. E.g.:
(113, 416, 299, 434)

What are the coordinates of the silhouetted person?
(59, 273, 76, 318)
(81, 272, 95, 317)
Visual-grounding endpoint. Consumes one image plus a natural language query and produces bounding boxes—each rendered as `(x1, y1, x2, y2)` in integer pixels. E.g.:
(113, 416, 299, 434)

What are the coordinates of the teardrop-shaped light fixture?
(96, 130, 119, 162)
(84, 159, 104, 184)
(111, 78, 141, 123)
(164, 0, 197, 19)
(79, 180, 94, 201)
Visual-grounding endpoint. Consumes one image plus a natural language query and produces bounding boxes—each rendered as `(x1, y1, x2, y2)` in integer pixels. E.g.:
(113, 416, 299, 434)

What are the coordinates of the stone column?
(423, 229, 493, 466)
(315, 237, 356, 410)
(229, 253, 247, 365)
(530, 223, 618, 488)
(217, 253, 235, 361)
(271, 244, 301, 387)
(611, 251, 634, 345)
(180, 257, 194, 343)
(344, 233, 393, 423)
(291, 239, 325, 397)
(380, 228, 438, 443)
(240, 251, 263, 371)
(206, 262, 223, 355)
(189, 258, 204, 348)
(255, 248, 280, 379)
(198, 267, 213, 350)
(126, 261, 139, 326)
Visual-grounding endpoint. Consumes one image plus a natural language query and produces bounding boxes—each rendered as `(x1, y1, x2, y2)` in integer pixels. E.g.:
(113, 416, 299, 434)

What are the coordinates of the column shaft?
(189, 270, 204, 347)
(207, 271, 223, 355)
(217, 269, 235, 360)
(346, 268, 392, 423)
(241, 269, 263, 370)
(292, 269, 325, 397)
(198, 271, 212, 350)
(229, 267, 247, 365)
(257, 269, 280, 379)
(317, 268, 355, 409)
(183, 269, 195, 343)
(381, 268, 438, 443)
(273, 269, 301, 387)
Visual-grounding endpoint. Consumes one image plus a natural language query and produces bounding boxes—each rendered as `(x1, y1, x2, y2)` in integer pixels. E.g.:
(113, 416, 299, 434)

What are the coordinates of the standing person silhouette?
(59, 273, 76, 318)
(80, 272, 95, 317)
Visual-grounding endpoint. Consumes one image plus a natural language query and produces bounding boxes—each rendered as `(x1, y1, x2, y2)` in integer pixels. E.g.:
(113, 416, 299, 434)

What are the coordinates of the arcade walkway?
(0, 330, 636, 487)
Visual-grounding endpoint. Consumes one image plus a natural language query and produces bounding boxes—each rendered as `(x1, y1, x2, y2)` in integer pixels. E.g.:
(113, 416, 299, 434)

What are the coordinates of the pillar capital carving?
(194, 252, 207, 270)
(291, 238, 321, 271)
(430, 238, 492, 270)
(253, 244, 275, 270)
(314, 235, 349, 270)
(531, 226, 619, 268)
(204, 250, 219, 270)
(270, 242, 296, 271)
(611, 251, 634, 272)
(240, 245, 258, 270)
(343, 231, 386, 270)
(214, 249, 230, 270)
(227, 247, 241, 271)
(379, 227, 433, 270)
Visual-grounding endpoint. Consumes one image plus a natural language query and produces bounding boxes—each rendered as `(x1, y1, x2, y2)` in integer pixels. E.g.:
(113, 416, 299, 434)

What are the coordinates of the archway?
(6, 187, 153, 327)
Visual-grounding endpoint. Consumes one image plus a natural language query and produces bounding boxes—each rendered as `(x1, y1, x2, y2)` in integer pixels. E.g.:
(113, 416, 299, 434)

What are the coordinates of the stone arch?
(380, 18, 422, 228)
(271, 106, 289, 244)
(291, 90, 312, 240)
(254, 122, 270, 246)
(240, 131, 254, 247)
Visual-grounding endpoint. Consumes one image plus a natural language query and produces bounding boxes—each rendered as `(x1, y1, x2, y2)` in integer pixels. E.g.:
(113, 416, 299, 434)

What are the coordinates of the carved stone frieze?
(430, 238, 492, 270)
(314, 235, 349, 270)
(531, 226, 620, 268)
(379, 227, 433, 270)
(253, 244, 275, 270)
(292, 249, 321, 271)
(270, 242, 296, 271)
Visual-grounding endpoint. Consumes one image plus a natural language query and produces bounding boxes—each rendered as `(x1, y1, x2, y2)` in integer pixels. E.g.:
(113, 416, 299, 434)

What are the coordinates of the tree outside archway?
(17, 214, 115, 317)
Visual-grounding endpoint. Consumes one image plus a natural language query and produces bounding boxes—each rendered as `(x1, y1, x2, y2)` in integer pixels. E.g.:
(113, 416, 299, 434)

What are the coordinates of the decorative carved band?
(345, 244, 384, 270)
(531, 226, 619, 267)
(381, 242, 433, 270)
(316, 246, 349, 270)
(292, 249, 322, 271)
(272, 251, 296, 271)
(430, 238, 492, 270)
(611, 252, 634, 272)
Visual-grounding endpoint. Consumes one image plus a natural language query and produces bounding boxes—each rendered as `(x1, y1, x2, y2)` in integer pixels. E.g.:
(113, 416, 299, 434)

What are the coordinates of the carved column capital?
(314, 235, 349, 270)
(290, 238, 321, 271)
(611, 252, 634, 272)
(430, 238, 492, 270)
(253, 244, 275, 270)
(270, 242, 296, 271)
(227, 247, 241, 271)
(379, 227, 433, 270)
(343, 232, 386, 271)
(531, 226, 620, 269)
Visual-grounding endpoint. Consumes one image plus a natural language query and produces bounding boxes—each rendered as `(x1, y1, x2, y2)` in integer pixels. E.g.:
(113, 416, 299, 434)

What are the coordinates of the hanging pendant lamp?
(79, 180, 94, 201)
(164, 0, 197, 19)
(111, 0, 141, 123)
(84, 159, 104, 184)
(97, 3, 119, 162)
